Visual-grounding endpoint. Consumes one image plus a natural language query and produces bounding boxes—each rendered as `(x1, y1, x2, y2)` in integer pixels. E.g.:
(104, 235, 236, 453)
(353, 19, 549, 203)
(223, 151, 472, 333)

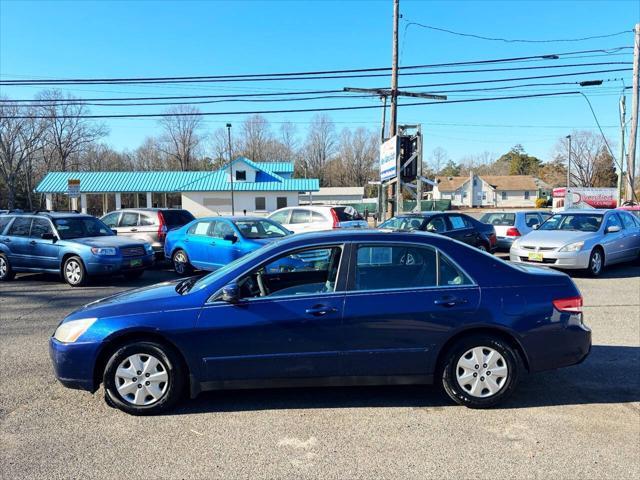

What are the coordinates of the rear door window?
(290, 209, 310, 224)
(188, 221, 213, 236)
(311, 211, 327, 222)
(119, 212, 139, 227)
(620, 212, 637, 230)
(0, 216, 11, 234)
(139, 214, 156, 226)
(7, 217, 32, 237)
(447, 215, 468, 230)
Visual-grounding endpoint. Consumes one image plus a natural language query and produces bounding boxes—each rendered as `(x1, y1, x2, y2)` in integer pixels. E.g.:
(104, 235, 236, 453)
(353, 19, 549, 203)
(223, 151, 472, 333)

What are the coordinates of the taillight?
(330, 208, 339, 228)
(157, 212, 167, 242)
(489, 232, 497, 246)
(506, 227, 521, 237)
(553, 296, 583, 313)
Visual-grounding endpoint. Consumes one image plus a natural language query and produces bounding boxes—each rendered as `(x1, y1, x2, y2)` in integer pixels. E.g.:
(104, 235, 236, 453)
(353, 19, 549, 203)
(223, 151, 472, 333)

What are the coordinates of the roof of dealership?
(35, 158, 319, 194)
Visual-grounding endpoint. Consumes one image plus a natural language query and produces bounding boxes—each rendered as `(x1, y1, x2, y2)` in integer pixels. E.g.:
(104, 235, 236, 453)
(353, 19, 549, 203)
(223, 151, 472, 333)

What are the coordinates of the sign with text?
(380, 136, 398, 181)
(67, 179, 81, 198)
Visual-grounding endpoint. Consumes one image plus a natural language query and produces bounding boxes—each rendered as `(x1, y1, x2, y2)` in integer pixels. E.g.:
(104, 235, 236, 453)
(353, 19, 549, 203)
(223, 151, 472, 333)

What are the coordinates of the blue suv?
(0, 212, 154, 286)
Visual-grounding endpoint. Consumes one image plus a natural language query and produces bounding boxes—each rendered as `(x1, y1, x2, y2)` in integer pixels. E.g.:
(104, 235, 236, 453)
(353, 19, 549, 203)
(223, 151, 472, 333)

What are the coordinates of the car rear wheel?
(441, 335, 521, 408)
(0, 254, 15, 281)
(103, 341, 185, 415)
(63, 256, 87, 286)
(172, 249, 193, 276)
(587, 247, 604, 277)
(477, 244, 488, 252)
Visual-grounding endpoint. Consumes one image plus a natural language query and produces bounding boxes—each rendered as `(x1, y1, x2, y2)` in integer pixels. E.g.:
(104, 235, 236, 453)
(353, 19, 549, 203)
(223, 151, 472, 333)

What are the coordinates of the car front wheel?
(587, 248, 604, 277)
(103, 341, 185, 415)
(0, 254, 15, 281)
(441, 335, 521, 408)
(63, 256, 87, 286)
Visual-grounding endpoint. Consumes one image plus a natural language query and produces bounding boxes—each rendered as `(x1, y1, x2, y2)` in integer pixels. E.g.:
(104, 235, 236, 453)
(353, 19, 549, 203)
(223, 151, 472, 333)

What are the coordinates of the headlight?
(53, 317, 97, 343)
(91, 247, 116, 256)
(559, 241, 584, 252)
(511, 238, 521, 249)
(144, 243, 154, 254)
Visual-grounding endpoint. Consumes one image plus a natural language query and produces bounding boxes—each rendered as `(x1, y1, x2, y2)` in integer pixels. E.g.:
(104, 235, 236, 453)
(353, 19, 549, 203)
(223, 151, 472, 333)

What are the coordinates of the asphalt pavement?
(0, 262, 639, 479)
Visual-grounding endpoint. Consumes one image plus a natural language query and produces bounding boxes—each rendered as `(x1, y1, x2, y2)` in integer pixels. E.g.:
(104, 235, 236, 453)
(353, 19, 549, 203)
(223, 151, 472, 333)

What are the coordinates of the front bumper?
(49, 337, 100, 392)
(509, 247, 591, 270)
(85, 253, 154, 276)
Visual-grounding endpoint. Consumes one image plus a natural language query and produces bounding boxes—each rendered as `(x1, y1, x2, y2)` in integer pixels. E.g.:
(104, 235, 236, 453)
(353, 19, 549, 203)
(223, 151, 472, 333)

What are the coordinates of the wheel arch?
(435, 326, 530, 376)
(93, 330, 193, 397)
(591, 244, 606, 265)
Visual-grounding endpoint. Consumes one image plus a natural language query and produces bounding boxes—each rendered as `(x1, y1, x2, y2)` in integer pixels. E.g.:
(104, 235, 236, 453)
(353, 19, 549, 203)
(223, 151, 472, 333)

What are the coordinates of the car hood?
(70, 236, 146, 248)
(518, 230, 597, 247)
(67, 278, 201, 320)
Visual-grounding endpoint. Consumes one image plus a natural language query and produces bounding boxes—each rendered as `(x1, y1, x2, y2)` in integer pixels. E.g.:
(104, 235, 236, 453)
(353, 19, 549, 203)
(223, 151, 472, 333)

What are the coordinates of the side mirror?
(224, 234, 238, 243)
(606, 225, 621, 234)
(111, 229, 118, 235)
(41, 232, 56, 241)
(220, 283, 240, 304)
(532, 224, 539, 230)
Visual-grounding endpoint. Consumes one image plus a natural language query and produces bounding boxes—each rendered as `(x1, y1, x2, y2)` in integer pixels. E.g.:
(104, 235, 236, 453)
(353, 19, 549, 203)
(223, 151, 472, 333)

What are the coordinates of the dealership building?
(35, 157, 320, 217)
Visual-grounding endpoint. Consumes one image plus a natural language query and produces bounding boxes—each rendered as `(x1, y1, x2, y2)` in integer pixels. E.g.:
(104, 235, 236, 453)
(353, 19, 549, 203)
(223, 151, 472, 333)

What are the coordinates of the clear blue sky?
(1, 0, 638, 166)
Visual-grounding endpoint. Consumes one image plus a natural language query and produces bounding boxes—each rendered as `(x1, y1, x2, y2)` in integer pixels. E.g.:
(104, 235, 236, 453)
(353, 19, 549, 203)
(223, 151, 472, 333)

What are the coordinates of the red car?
(617, 203, 640, 220)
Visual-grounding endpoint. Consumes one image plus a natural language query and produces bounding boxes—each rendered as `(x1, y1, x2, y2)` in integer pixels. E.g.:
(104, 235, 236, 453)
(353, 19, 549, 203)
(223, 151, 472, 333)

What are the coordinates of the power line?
(2, 91, 583, 119)
(0, 62, 631, 86)
(402, 21, 632, 44)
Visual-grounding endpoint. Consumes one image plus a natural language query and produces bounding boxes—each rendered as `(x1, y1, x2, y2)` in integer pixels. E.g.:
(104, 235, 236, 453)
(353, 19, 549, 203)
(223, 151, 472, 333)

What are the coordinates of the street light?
(226, 123, 234, 215)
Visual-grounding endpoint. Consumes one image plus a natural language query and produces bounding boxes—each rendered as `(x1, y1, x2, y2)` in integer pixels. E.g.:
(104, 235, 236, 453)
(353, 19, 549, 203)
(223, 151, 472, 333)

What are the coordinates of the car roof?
(559, 209, 606, 215)
(272, 228, 441, 245)
(1, 211, 94, 219)
(192, 216, 271, 222)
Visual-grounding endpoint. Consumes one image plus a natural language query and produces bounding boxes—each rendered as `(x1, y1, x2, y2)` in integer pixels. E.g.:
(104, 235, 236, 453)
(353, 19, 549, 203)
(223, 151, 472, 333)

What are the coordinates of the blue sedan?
(50, 230, 591, 414)
(164, 216, 291, 275)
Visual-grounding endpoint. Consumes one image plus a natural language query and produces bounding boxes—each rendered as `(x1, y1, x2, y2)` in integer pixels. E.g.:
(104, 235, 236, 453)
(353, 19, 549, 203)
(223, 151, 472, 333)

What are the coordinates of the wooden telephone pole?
(625, 23, 639, 202)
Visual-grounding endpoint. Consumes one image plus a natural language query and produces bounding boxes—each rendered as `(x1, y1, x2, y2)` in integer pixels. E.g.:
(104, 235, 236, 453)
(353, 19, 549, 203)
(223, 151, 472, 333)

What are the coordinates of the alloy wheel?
(174, 252, 187, 274)
(65, 260, 82, 284)
(477, 245, 487, 252)
(455, 346, 509, 398)
(115, 353, 169, 406)
(590, 250, 602, 275)
(0, 256, 7, 278)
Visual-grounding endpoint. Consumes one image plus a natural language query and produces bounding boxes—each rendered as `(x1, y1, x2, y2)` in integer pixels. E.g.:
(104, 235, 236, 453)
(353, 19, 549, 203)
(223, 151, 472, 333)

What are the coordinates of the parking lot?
(0, 261, 639, 479)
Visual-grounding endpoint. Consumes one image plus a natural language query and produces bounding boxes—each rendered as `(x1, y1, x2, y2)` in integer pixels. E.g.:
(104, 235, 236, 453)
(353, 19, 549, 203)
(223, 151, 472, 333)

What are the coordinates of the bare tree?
(277, 122, 299, 160)
(429, 147, 449, 174)
(37, 90, 107, 171)
(336, 127, 377, 186)
(158, 105, 203, 170)
(300, 114, 336, 186)
(554, 131, 616, 187)
(0, 102, 45, 209)
(240, 114, 273, 161)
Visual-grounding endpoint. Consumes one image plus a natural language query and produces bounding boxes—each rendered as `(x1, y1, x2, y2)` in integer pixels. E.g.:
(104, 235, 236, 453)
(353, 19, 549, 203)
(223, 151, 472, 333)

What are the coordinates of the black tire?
(123, 270, 145, 280)
(586, 247, 605, 277)
(0, 253, 15, 281)
(103, 341, 185, 415)
(172, 249, 193, 276)
(477, 243, 488, 252)
(441, 335, 521, 408)
(62, 256, 87, 287)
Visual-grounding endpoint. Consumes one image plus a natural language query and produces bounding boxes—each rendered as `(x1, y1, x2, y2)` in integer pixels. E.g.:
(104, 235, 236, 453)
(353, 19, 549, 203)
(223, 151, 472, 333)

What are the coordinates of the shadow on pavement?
(168, 345, 640, 415)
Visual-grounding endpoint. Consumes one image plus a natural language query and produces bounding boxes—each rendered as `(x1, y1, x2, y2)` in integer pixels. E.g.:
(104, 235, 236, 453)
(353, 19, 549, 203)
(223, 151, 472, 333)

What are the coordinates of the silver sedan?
(510, 209, 640, 276)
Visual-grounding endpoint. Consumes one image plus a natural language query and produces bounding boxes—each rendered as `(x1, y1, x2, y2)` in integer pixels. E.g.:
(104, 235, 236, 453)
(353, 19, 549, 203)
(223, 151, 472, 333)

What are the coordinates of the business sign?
(552, 187, 617, 210)
(380, 135, 398, 181)
(67, 179, 81, 198)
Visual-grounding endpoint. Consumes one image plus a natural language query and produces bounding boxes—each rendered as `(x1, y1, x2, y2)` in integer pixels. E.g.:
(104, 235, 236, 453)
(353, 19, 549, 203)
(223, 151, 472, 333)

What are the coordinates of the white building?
(35, 158, 319, 217)
(432, 173, 550, 208)
(299, 186, 364, 205)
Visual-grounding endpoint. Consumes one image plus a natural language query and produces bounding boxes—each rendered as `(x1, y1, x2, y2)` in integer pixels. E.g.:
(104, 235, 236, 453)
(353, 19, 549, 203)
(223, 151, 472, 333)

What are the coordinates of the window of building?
(276, 197, 287, 209)
(524, 191, 530, 200)
(482, 192, 487, 201)
(255, 197, 266, 211)
(235, 170, 247, 181)
(463, 192, 468, 199)
(501, 191, 507, 200)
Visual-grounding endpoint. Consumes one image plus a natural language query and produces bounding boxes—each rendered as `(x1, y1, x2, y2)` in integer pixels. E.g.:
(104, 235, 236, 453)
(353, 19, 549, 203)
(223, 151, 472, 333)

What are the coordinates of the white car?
(268, 205, 368, 233)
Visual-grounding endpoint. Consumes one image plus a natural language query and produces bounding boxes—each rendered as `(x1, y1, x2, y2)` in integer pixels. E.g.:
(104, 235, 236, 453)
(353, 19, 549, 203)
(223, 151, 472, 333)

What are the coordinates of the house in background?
(35, 157, 319, 217)
(432, 172, 550, 208)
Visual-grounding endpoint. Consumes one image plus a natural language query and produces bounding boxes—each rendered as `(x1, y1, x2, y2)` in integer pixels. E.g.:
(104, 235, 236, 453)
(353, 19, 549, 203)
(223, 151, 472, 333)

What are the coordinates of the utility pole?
(226, 123, 235, 215)
(566, 135, 572, 209)
(626, 23, 639, 202)
(618, 95, 626, 206)
(390, 0, 400, 217)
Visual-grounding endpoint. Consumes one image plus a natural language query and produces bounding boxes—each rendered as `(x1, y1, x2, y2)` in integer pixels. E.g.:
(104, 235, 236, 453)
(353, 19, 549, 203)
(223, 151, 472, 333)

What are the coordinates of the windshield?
(234, 219, 290, 239)
(480, 212, 515, 226)
(54, 217, 114, 239)
(379, 216, 425, 231)
(538, 214, 603, 232)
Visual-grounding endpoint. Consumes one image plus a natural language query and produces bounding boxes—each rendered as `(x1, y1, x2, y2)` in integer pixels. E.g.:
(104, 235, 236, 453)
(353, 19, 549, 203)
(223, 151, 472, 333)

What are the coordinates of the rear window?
(332, 206, 362, 221)
(480, 212, 515, 226)
(161, 210, 195, 226)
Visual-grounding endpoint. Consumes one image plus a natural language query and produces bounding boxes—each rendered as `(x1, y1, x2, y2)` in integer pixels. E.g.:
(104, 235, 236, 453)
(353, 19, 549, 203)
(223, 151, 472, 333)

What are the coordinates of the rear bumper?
(497, 237, 516, 250)
(49, 337, 99, 392)
(523, 319, 592, 373)
(85, 254, 154, 276)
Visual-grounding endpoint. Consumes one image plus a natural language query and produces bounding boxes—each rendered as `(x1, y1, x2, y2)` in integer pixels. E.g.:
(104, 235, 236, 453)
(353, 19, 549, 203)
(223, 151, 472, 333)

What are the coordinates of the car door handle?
(434, 297, 468, 307)
(305, 305, 338, 316)
(29, 240, 37, 245)
(463, 233, 474, 238)
(1, 238, 11, 243)
(130, 228, 138, 232)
